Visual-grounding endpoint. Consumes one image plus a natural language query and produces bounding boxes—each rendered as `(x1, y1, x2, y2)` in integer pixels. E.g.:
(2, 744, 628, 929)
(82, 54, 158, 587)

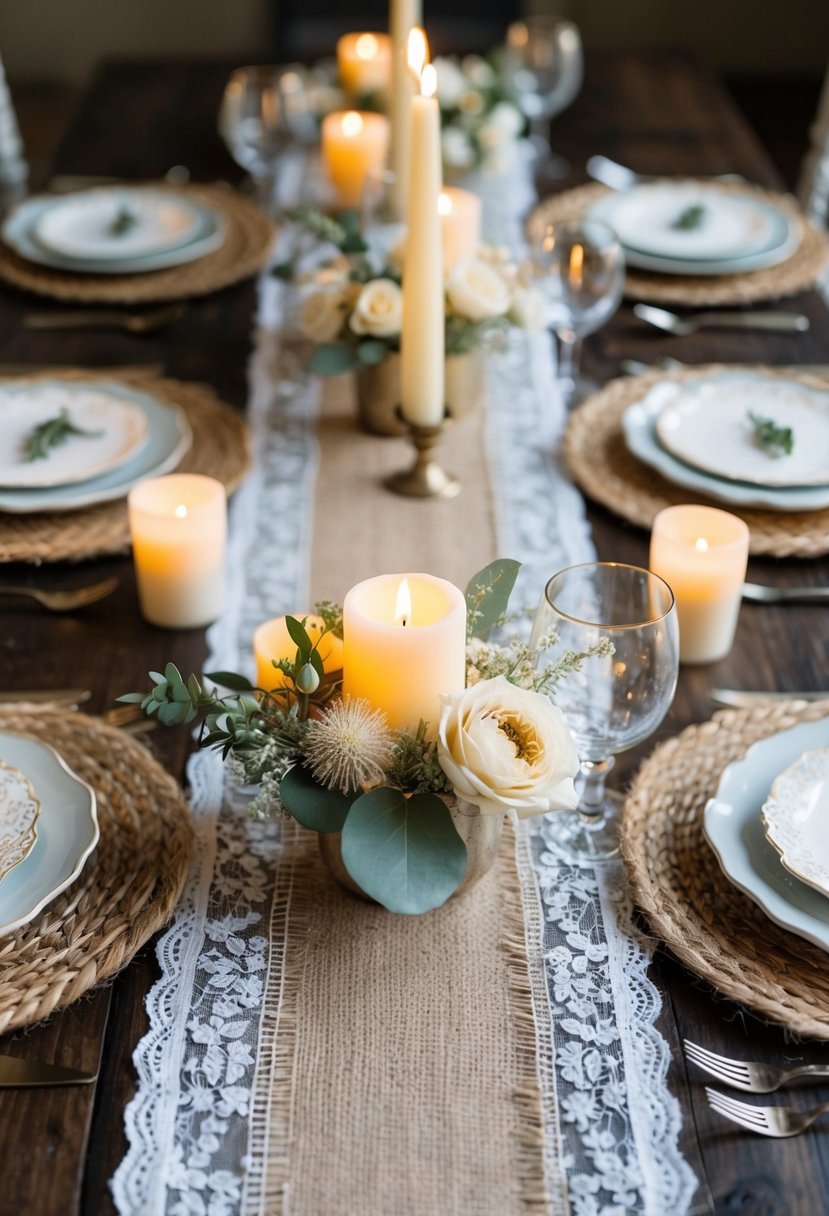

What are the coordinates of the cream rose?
(350, 278, 403, 338)
(297, 288, 348, 343)
(510, 285, 547, 331)
(446, 256, 512, 322)
(437, 675, 580, 819)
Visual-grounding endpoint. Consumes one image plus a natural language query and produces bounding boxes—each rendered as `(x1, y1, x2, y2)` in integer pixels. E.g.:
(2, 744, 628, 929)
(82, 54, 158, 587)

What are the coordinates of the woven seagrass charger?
(0, 710, 194, 1035)
(620, 700, 829, 1038)
(0, 370, 251, 563)
(0, 184, 274, 304)
(564, 365, 829, 559)
(526, 181, 829, 307)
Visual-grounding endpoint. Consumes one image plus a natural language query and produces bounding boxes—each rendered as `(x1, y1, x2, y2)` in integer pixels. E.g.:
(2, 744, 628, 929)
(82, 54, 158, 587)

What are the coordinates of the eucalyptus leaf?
(465, 558, 521, 639)
(205, 671, 255, 693)
(309, 343, 356, 377)
(279, 764, 353, 832)
(341, 788, 467, 914)
(356, 338, 388, 366)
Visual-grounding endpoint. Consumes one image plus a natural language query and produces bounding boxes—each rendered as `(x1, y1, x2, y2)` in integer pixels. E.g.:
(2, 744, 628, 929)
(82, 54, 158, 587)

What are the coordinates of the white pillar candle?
(649, 504, 750, 665)
(342, 573, 466, 732)
(400, 30, 445, 427)
(388, 0, 422, 220)
(321, 110, 390, 210)
(337, 32, 392, 97)
(253, 614, 343, 691)
(128, 474, 227, 629)
(438, 187, 482, 270)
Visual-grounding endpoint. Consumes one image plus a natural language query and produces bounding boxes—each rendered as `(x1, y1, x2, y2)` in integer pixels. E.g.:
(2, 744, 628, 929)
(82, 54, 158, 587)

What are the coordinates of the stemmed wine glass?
(521, 218, 624, 406)
(530, 562, 679, 864)
(219, 65, 315, 208)
(503, 18, 583, 181)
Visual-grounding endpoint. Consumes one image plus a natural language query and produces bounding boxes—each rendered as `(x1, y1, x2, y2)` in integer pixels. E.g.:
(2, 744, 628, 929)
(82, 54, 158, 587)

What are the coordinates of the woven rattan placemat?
(0, 709, 193, 1034)
(620, 700, 829, 1037)
(0, 185, 275, 304)
(526, 182, 829, 307)
(563, 365, 829, 558)
(0, 371, 251, 563)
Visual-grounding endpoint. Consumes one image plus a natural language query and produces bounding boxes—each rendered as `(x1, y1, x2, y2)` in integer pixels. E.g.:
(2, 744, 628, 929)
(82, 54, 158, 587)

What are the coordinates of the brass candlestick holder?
(385, 408, 461, 500)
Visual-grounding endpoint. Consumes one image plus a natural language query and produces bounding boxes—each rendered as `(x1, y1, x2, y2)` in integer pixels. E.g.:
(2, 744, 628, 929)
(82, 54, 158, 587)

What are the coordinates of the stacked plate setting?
(0, 379, 192, 513)
(622, 369, 829, 513)
(2, 186, 226, 275)
(586, 180, 801, 277)
(705, 719, 829, 954)
(0, 732, 99, 937)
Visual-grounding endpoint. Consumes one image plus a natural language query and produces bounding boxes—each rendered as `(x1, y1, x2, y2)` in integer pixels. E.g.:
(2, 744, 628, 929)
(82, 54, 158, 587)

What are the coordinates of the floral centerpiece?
(282, 210, 545, 432)
(121, 561, 609, 915)
(433, 54, 525, 178)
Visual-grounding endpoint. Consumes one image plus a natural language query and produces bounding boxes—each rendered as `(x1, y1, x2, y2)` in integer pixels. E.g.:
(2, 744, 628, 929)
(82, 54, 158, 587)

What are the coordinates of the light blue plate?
(0, 731, 99, 937)
(588, 190, 798, 276)
(704, 717, 829, 954)
(2, 191, 225, 274)
(622, 373, 829, 512)
(0, 379, 191, 513)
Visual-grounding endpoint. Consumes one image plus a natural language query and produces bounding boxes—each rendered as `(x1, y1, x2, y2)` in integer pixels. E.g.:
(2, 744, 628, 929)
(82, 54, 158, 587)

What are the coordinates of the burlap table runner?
(242, 377, 554, 1216)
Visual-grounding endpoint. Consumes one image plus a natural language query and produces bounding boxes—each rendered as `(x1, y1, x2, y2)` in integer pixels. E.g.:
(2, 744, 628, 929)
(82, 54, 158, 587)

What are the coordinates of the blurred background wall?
(0, 0, 824, 85)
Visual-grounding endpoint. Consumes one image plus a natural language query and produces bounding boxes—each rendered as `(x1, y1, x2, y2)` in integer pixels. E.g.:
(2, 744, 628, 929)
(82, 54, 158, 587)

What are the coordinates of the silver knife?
(712, 688, 829, 708)
(0, 689, 91, 707)
(0, 1055, 97, 1088)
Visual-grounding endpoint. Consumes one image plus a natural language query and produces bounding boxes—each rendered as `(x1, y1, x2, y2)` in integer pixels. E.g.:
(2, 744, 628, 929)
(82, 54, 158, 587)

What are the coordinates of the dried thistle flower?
(301, 697, 394, 794)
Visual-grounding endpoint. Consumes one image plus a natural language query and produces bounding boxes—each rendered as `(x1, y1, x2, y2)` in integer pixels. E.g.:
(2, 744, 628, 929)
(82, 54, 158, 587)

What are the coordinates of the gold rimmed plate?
(0, 760, 41, 884)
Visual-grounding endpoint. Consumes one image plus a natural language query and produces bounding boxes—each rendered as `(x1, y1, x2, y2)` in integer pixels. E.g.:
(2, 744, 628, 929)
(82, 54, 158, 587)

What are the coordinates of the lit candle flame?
(569, 243, 584, 290)
(394, 578, 413, 627)
(694, 536, 709, 553)
(341, 110, 364, 138)
(355, 32, 379, 60)
(407, 27, 428, 77)
(438, 191, 452, 216)
(174, 504, 188, 519)
(421, 63, 437, 99)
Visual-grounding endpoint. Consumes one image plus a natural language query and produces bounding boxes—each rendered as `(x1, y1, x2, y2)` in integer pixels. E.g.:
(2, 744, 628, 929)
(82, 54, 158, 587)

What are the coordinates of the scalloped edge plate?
(762, 747, 829, 898)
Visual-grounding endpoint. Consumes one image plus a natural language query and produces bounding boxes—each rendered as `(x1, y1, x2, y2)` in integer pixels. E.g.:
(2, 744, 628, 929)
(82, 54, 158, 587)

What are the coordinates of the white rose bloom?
(442, 127, 476, 170)
(461, 55, 496, 87)
(488, 101, 524, 138)
(434, 57, 467, 108)
(510, 285, 547, 330)
(297, 288, 347, 343)
(349, 278, 403, 338)
(446, 256, 512, 321)
(437, 675, 580, 818)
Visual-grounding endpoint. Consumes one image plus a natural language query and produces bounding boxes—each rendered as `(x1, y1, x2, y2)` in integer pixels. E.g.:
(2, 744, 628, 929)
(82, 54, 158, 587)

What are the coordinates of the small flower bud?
(295, 662, 321, 694)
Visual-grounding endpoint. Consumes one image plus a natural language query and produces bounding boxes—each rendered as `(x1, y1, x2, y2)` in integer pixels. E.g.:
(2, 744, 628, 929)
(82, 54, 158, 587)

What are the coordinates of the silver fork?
(705, 1087, 829, 1137)
(633, 302, 809, 336)
(685, 1040, 829, 1092)
(742, 582, 829, 605)
(0, 577, 118, 611)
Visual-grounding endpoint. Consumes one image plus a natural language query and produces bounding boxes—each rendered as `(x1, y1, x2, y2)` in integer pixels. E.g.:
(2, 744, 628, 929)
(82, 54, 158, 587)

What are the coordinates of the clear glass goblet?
(219, 65, 314, 208)
(504, 18, 583, 182)
(530, 562, 679, 864)
(521, 218, 624, 406)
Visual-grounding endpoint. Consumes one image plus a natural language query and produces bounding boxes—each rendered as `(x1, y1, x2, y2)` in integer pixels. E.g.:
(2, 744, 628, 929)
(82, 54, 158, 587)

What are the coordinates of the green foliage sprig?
(671, 204, 706, 231)
(748, 411, 794, 457)
(24, 409, 103, 462)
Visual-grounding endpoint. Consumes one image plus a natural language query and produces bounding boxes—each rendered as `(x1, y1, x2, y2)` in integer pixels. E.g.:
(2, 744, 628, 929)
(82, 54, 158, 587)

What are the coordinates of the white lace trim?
(112, 174, 696, 1216)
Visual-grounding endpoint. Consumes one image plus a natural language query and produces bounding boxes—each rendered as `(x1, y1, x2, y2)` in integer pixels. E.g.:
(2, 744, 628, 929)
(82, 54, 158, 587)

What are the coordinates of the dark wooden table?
(1, 53, 828, 1216)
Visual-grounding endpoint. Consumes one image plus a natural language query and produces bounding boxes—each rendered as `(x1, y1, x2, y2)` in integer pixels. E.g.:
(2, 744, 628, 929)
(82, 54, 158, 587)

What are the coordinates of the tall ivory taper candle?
(389, 0, 422, 219)
(400, 29, 444, 427)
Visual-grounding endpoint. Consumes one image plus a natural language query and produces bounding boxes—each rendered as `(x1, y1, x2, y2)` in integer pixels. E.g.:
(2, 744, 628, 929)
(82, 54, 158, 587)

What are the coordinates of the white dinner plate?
(0, 381, 149, 488)
(34, 188, 205, 260)
(654, 372, 829, 488)
(0, 731, 98, 938)
(762, 748, 829, 898)
(622, 376, 829, 512)
(0, 760, 40, 885)
(704, 717, 829, 954)
(0, 379, 191, 514)
(588, 185, 799, 276)
(2, 192, 225, 275)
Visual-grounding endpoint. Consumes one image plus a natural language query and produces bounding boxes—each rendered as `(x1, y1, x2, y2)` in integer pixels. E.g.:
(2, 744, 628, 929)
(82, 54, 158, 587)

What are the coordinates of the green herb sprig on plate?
(748, 410, 794, 457)
(109, 206, 139, 237)
(24, 409, 103, 462)
(671, 204, 706, 231)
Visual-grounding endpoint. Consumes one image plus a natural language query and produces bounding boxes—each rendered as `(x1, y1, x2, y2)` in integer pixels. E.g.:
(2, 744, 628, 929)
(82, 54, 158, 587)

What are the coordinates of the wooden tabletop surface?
(1, 53, 828, 1216)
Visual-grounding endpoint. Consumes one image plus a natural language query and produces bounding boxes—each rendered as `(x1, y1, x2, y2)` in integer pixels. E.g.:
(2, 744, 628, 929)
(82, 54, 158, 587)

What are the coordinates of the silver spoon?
(633, 303, 809, 336)
(586, 155, 746, 191)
